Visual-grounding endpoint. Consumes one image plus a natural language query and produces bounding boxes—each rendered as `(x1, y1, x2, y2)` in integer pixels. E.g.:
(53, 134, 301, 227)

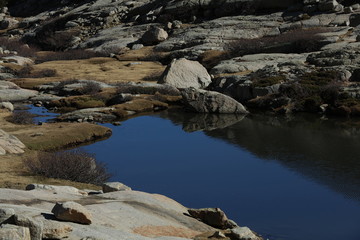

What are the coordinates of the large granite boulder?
(181, 88, 248, 114)
(158, 58, 211, 89)
(52, 201, 93, 225)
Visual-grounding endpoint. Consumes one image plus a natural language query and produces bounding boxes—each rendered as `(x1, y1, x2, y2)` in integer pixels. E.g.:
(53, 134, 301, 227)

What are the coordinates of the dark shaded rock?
(188, 208, 237, 230)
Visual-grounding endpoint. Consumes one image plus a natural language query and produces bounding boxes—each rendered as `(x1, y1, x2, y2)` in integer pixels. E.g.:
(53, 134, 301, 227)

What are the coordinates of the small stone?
(102, 182, 131, 193)
(52, 202, 92, 225)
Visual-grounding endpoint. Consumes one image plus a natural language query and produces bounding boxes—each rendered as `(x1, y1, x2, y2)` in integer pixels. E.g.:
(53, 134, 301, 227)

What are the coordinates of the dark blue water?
(79, 112, 360, 240)
(27, 105, 59, 124)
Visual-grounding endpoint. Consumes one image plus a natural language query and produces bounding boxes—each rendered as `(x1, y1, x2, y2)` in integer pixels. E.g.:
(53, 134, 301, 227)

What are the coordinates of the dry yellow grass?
(0, 109, 110, 189)
(11, 57, 166, 89)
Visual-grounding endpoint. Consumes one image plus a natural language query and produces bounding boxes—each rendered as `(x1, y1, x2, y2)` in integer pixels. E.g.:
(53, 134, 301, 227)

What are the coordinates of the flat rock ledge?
(0, 184, 262, 240)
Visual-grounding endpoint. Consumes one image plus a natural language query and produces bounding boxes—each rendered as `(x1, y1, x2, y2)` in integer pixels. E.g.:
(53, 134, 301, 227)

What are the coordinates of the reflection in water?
(82, 110, 360, 240)
(160, 111, 360, 202)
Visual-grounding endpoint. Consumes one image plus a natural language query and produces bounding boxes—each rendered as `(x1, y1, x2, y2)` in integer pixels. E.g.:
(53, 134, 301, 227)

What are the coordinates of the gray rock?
(141, 27, 168, 45)
(0, 102, 14, 112)
(14, 214, 43, 240)
(230, 226, 262, 240)
(0, 129, 26, 155)
(0, 208, 15, 224)
(42, 220, 73, 239)
(181, 88, 248, 114)
(0, 224, 31, 240)
(25, 184, 84, 195)
(57, 107, 117, 122)
(188, 208, 237, 229)
(52, 201, 93, 225)
(158, 58, 211, 89)
(102, 182, 132, 193)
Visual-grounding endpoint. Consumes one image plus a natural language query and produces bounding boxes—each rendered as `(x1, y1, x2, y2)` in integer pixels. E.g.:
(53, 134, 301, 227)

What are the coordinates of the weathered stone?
(102, 182, 132, 193)
(229, 226, 262, 240)
(52, 201, 93, 225)
(141, 27, 168, 45)
(0, 208, 15, 224)
(181, 88, 248, 114)
(0, 102, 14, 112)
(14, 214, 43, 240)
(159, 58, 211, 89)
(0, 129, 26, 155)
(0, 224, 31, 240)
(188, 208, 237, 229)
(318, 0, 339, 12)
(42, 220, 73, 239)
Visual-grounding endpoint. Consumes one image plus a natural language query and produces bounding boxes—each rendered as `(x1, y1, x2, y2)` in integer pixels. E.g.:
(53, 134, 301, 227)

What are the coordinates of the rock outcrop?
(181, 88, 248, 114)
(0, 185, 230, 239)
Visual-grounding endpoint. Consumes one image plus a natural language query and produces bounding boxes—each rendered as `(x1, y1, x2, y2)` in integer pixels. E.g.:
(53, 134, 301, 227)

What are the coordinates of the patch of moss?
(50, 96, 106, 110)
(299, 70, 338, 86)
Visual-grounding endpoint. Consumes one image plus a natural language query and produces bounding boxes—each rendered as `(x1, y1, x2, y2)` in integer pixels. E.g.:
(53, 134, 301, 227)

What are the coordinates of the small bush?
(17, 65, 57, 78)
(78, 81, 102, 95)
(23, 149, 111, 185)
(36, 49, 107, 63)
(0, 37, 38, 57)
(226, 27, 329, 57)
(9, 111, 35, 124)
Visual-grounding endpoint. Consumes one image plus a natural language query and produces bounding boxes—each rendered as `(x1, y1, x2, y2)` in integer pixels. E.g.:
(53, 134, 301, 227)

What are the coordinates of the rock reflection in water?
(158, 110, 245, 132)
(161, 111, 360, 202)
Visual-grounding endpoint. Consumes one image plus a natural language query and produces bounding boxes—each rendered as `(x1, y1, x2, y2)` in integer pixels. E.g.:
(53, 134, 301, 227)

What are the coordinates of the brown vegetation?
(23, 149, 111, 185)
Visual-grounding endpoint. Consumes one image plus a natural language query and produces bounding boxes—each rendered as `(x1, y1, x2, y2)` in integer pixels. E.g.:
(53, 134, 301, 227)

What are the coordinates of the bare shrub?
(78, 81, 102, 95)
(17, 65, 57, 78)
(36, 49, 107, 63)
(141, 70, 164, 81)
(9, 111, 35, 124)
(23, 149, 111, 185)
(226, 27, 329, 57)
(116, 83, 180, 96)
(0, 37, 38, 57)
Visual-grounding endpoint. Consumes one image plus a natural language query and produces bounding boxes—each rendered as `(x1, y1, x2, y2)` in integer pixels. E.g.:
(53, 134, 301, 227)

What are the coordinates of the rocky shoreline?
(0, 182, 262, 240)
(1, 0, 360, 239)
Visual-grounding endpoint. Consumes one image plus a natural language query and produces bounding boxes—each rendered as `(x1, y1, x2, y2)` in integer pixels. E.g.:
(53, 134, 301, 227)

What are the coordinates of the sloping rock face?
(0, 186, 217, 239)
(0, 81, 38, 102)
(0, 129, 26, 155)
(181, 88, 248, 114)
(158, 58, 211, 89)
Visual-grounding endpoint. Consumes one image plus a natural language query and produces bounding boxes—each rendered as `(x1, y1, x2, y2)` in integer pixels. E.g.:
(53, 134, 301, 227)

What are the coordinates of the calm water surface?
(75, 111, 360, 240)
